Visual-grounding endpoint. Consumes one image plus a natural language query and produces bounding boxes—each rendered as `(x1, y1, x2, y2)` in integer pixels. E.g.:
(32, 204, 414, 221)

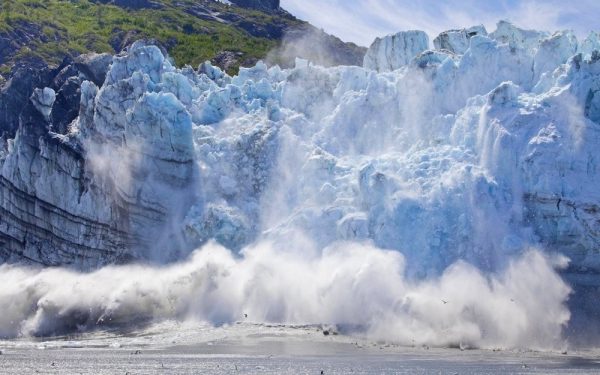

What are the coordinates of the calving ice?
(0, 20, 599, 349)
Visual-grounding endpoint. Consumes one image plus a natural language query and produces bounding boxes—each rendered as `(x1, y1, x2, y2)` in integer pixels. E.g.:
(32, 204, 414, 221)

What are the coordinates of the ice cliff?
(0, 49, 198, 267)
(0, 21, 599, 287)
(363, 30, 429, 72)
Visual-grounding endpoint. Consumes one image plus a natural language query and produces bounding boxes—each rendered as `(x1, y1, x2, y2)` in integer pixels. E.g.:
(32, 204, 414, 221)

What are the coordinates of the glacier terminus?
(1, 20, 600, 349)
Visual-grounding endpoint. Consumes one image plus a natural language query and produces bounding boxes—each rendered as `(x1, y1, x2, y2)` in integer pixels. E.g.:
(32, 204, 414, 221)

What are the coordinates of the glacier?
(184, 24, 598, 278)
(1, 21, 600, 347)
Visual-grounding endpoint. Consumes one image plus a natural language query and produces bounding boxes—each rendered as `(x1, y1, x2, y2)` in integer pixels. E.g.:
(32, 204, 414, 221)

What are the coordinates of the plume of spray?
(266, 25, 366, 69)
(0, 240, 570, 351)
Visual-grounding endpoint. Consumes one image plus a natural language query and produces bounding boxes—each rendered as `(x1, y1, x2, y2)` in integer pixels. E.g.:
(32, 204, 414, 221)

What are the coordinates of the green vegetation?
(0, 0, 301, 73)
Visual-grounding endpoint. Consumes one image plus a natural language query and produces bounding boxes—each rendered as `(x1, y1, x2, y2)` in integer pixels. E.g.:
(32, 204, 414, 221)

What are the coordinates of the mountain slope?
(0, 0, 365, 77)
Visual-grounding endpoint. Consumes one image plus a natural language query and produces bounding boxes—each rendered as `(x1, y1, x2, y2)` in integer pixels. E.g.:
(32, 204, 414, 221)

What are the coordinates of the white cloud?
(281, 0, 600, 46)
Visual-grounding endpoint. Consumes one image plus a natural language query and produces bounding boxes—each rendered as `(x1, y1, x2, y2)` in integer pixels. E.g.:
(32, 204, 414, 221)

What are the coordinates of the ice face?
(363, 30, 429, 72)
(580, 31, 600, 60)
(99, 24, 586, 280)
(489, 20, 548, 50)
(533, 31, 578, 83)
(433, 25, 487, 55)
(53, 21, 599, 276)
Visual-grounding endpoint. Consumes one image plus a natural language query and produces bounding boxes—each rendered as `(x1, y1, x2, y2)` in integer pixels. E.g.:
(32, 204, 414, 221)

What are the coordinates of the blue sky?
(281, 0, 600, 46)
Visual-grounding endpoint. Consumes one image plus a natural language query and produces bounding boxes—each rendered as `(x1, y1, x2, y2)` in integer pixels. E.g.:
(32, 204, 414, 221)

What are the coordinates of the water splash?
(0, 241, 570, 350)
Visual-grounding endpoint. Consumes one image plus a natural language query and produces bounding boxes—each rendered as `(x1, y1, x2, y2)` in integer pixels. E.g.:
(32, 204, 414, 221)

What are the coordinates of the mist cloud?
(0, 241, 570, 350)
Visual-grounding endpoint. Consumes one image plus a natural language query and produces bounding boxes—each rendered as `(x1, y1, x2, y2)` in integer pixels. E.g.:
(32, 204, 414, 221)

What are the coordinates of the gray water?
(1, 322, 599, 374)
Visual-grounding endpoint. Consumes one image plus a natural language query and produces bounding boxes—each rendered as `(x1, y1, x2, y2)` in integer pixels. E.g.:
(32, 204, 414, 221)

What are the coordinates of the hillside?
(0, 0, 366, 77)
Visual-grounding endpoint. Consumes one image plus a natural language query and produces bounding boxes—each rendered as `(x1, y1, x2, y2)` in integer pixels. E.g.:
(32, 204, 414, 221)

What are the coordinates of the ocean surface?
(1, 322, 599, 374)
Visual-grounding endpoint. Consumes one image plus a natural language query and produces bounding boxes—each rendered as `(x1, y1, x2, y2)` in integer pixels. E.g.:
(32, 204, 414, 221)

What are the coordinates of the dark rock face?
(50, 76, 81, 134)
(230, 0, 280, 12)
(0, 52, 116, 139)
(0, 59, 52, 139)
(0, 20, 48, 67)
(237, 20, 285, 39)
(108, 29, 174, 56)
(109, 29, 142, 53)
(74, 53, 113, 86)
